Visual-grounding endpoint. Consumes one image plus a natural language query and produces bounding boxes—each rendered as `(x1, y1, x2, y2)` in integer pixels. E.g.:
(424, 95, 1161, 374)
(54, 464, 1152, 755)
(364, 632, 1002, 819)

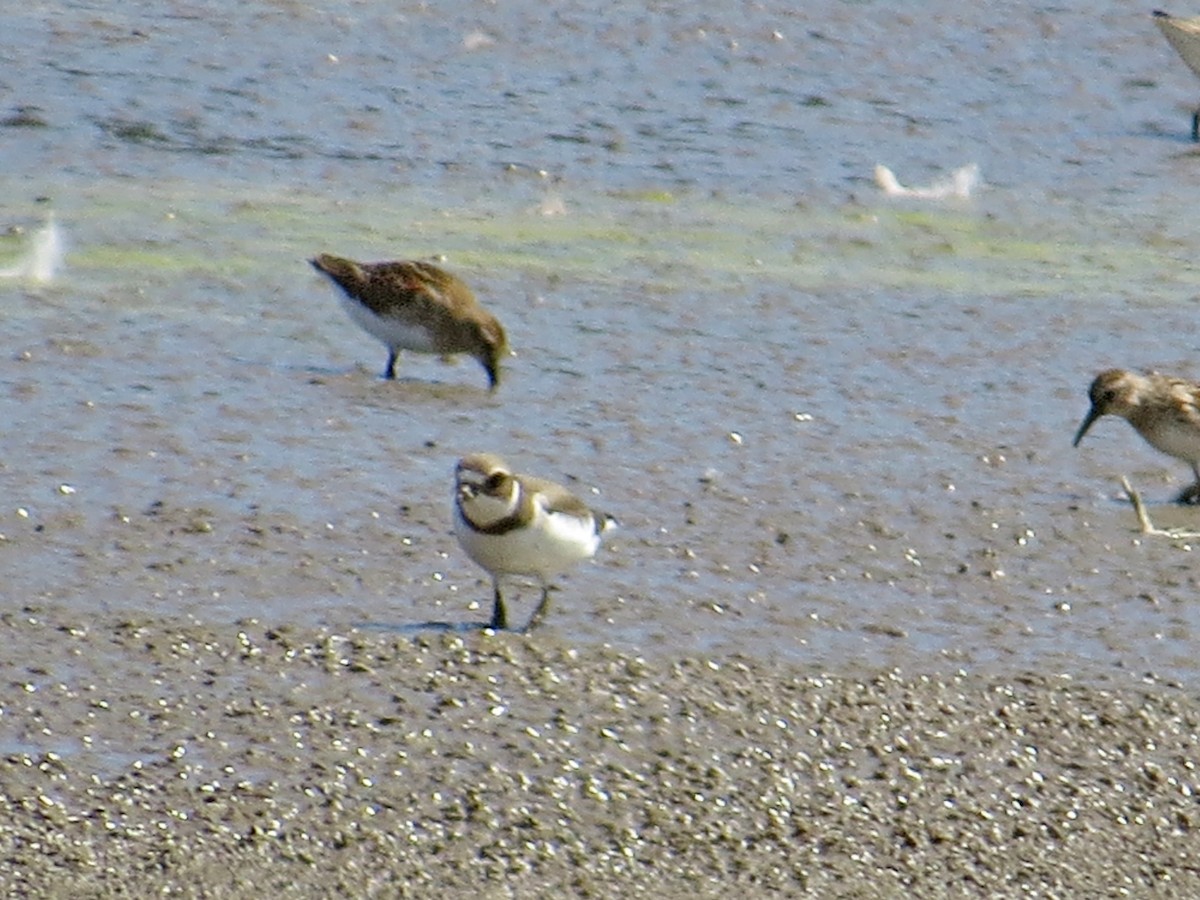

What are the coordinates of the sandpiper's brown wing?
(1155, 11, 1200, 80)
(1163, 374, 1200, 426)
(358, 260, 483, 319)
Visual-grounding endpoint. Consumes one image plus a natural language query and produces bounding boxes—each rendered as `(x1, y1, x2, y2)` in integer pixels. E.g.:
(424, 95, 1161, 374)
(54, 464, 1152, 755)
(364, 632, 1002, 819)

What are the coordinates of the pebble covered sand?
(2, 605, 1199, 897)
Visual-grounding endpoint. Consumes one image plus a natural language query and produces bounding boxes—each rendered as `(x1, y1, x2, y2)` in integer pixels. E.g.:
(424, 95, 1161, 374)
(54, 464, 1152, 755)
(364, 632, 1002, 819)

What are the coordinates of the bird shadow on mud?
(355, 619, 515, 635)
(298, 366, 498, 407)
(354, 594, 551, 636)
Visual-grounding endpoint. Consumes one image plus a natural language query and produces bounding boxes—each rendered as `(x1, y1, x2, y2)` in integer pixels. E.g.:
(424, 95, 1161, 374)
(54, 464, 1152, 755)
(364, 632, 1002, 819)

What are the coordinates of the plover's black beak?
(1072, 406, 1102, 447)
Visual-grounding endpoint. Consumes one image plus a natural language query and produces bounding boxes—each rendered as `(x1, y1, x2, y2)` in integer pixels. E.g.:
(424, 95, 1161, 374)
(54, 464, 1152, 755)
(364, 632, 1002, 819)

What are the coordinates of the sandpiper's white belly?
(338, 296, 439, 353)
(453, 504, 601, 582)
(1144, 419, 1200, 465)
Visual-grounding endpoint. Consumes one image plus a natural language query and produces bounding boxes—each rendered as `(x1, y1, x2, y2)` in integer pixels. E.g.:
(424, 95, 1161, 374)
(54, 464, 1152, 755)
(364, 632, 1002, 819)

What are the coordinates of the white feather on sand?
(0, 216, 65, 284)
(874, 163, 980, 200)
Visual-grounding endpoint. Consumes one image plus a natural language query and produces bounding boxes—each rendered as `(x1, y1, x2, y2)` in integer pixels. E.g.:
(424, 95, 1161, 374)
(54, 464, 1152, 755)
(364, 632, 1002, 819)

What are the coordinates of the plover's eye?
(486, 472, 507, 491)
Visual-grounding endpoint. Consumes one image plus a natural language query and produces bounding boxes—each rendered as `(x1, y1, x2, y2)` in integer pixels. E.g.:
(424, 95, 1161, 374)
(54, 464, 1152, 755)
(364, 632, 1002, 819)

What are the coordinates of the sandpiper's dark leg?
(1178, 467, 1200, 504)
(384, 348, 398, 380)
(489, 581, 508, 631)
(523, 584, 554, 633)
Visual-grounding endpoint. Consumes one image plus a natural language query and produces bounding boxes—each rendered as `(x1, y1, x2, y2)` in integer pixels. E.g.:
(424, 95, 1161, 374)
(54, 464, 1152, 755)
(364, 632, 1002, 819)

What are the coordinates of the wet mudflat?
(2, 606, 1199, 898)
(6, 179, 1200, 682)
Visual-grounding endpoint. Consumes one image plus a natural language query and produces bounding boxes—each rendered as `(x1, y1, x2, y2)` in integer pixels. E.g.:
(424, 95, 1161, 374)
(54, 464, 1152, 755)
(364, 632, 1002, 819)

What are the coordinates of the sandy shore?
(0, 604, 1198, 897)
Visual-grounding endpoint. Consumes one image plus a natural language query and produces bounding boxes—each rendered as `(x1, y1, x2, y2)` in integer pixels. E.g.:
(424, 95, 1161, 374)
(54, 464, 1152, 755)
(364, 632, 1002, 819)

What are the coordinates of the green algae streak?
(18, 177, 1195, 302)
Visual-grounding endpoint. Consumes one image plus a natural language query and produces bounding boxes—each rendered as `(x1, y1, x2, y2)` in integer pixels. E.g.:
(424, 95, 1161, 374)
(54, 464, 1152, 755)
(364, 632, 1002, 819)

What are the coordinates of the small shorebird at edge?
(1153, 9, 1200, 140)
(1073, 368, 1200, 503)
(309, 254, 508, 390)
(453, 453, 617, 632)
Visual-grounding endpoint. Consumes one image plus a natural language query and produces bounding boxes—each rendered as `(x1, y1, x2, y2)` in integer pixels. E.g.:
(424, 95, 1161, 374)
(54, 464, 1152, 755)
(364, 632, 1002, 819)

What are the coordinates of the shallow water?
(5, 2, 1200, 685)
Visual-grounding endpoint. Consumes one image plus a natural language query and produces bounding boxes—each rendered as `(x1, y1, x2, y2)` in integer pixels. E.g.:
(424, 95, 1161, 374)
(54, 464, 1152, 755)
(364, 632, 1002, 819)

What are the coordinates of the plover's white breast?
(454, 502, 602, 582)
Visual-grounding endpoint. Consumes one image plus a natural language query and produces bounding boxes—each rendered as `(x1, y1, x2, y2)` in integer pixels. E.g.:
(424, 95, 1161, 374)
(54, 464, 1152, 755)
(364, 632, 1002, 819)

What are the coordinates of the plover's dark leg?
(523, 584, 554, 633)
(489, 581, 508, 631)
(384, 348, 398, 380)
(1192, 108, 1199, 143)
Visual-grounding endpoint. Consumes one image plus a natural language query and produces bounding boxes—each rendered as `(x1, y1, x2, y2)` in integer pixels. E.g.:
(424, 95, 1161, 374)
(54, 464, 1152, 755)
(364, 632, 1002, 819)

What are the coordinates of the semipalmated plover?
(309, 254, 508, 390)
(453, 453, 617, 632)
(1074, 368, 1200, 503)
